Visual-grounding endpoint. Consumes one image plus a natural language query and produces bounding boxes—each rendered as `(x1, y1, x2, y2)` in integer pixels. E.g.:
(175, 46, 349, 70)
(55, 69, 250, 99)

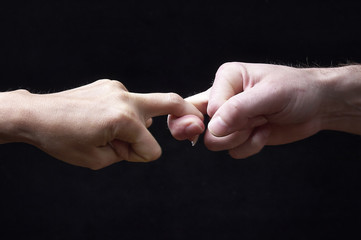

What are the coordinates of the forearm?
(0, 90, 34, 144)
(317, 65, 361, 134)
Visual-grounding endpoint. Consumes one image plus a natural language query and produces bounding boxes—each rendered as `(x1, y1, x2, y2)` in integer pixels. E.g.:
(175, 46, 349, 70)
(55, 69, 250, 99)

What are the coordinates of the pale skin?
(1, 64, 360, 170)
(0, 79, 204, 170)
(168, 62, 361, 159)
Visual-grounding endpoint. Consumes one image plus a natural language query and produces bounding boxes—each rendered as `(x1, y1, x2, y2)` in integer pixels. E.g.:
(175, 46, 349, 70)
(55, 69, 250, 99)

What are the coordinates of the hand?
(168, 62, 361, 158)
(1, 80, 204, 169)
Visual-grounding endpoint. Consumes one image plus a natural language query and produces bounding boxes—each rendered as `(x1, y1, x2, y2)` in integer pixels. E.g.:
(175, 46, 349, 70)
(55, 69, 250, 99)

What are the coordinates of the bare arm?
(168, 63, 361, 158)
(0, 79, 204, 169)
(316, 65, 361, 134)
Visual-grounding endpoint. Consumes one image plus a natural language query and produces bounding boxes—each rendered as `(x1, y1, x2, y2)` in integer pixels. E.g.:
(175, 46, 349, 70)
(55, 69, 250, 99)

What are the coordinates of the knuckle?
(216, 62, 247, 81)
(89, 165, 101, 171)
(102, 90, 131, 113)
(166, 92, 184, 106)
(114, 89, 130, 103)
(228, 141, 264, 159)
(89, 156, 117, 170)
(150, 147, 162, 161)
(97, 79, 128, 92)
(95, 79, 110, 83)
(89, 161, 106, 170)
(110, 109, 136, 127)
(100, 108, 137, 137)
(165, 92, 187, 113)
(229, 149, 244, 159)
(107, 80, 126, 90)
(228, 147, 253, 159)
(207, 103, 220, 118)
(15, 89, 30, 95)
(110, 80, 127, 91)
(217, 62, 242, 74)
(204, 139, 220, 151)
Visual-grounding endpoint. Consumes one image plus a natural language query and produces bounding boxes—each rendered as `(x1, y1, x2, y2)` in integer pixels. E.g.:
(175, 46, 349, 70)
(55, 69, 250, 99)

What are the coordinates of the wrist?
(0, 90, 36, 144)
(315, 65, 361, 134)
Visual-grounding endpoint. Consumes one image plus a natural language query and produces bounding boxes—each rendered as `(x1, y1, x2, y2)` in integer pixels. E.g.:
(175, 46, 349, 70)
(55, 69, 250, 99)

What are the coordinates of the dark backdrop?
(1, 1, 361, 239)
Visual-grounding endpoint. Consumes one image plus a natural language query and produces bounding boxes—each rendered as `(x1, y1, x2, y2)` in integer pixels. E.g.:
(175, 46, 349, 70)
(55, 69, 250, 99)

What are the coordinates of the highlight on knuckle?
(112, 109, 136, 127)
(113, 89, 130, 103)
(217, 62, 242, 74)
(110, 80, 127, 90)
(95, 79, 110, 84)
(216, 62, 248, 82)
(166, 92, 184, 107)
(97, 79, 127, 92)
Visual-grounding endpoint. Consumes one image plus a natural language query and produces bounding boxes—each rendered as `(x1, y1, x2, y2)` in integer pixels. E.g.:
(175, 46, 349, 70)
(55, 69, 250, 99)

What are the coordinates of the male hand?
(168, 62, 336, 158)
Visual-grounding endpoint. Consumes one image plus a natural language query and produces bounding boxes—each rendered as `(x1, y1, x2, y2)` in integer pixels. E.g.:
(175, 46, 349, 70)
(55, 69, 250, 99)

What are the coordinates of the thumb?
(208, 85, 283, 137)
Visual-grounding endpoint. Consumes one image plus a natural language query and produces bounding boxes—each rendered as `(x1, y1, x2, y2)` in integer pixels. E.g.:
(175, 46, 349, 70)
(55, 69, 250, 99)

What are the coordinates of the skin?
(0, 79, 204, 170)
(168, 62, 361, 159)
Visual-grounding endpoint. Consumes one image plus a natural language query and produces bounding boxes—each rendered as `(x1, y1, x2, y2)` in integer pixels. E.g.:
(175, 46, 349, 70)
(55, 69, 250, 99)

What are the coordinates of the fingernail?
(190, 135, 199, 146)
(185, 122, 204, 136)
(208, 115, 228, 136)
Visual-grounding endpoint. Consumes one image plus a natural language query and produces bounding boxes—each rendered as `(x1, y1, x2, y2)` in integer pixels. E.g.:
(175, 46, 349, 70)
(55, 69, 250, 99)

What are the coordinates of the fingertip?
(206, 103, 218, 118)
(190, 135, 199, 146)
(208, 115, 230, 137)
(129, 142, 162, 162)
(145, 118, 153, 128)
(138, 92, 204, 120)
(185, 121, 205, 136)
(148, 145, 162, 161)
(185, 88, 210, 114)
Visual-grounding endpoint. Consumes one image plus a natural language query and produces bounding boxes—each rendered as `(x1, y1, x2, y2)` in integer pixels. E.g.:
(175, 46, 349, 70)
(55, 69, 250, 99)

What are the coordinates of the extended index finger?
(131, 92, 204, 120)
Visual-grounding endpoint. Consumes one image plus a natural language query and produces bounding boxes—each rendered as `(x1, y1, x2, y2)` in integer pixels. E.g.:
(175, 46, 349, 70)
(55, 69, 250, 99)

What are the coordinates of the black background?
(1, 0, 361, 239)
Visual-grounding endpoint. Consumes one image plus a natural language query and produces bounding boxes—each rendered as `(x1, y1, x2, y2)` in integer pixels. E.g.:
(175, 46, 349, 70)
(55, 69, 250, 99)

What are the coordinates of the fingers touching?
(167, 62, 273, 159)
(132, 92, 204, 120)
(166, 89, 210, 141)
(207, 87, 272, 137)
(76, 61, 280, 169)
(109, 91, 207, 164)
(185, 88, 210, 114)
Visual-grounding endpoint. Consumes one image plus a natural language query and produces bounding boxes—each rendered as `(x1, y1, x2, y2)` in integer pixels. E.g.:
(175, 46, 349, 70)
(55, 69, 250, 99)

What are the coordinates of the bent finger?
(145, 118, 153, 128)
(115, 117, 162, 162)
(208, 62, 248, 117)
(90, 145, 125, 169)
(203, 129, 252, 151)
(208, 84, 281, 137)
(228, 125, 271, 159)
(129, 126, 162, 162)
(184, 88, 210, 114)
(167, 114, 205, 140)
(166, 89, 209, 141)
